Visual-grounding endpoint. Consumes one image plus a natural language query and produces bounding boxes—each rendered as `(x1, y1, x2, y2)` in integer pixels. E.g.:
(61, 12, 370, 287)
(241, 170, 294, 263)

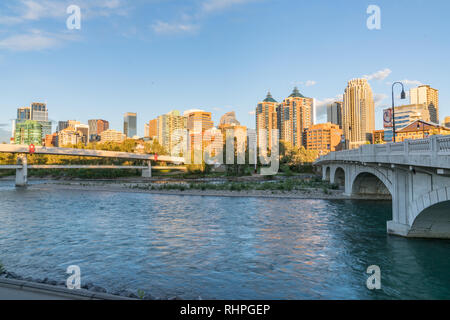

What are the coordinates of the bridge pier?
(15, 154, 28, 187)
(142, 161, 152, 178)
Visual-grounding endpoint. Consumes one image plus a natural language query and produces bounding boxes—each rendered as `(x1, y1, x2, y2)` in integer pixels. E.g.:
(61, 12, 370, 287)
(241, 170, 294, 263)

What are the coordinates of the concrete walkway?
(0, 278, 133, 300)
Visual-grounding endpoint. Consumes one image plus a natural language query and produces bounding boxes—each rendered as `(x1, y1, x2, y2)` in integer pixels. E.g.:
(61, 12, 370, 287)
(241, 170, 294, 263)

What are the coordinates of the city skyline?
(1, 0, 450, 142)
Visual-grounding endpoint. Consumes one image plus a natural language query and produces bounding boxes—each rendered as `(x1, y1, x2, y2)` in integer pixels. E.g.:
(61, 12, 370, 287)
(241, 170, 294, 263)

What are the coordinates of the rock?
(48, 280, 57, 286)
(84, 282, 94, 290)
(42, 277, 49, 284)
(91, 286, 107, 293)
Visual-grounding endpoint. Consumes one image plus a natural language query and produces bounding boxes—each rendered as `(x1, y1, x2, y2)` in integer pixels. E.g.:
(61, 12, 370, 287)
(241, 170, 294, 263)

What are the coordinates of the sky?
(1, 0, 449, 142)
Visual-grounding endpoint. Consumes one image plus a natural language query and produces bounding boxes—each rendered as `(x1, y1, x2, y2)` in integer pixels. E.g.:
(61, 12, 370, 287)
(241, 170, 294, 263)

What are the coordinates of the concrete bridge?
(0, 144, 185, 186)
(315, 135, 450, 239)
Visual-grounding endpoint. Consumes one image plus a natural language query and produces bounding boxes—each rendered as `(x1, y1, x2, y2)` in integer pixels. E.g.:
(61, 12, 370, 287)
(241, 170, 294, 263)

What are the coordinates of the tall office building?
(410, 85, 439, 124)
(124, 112, 137, 138)
(30, 103, 48, 121)
(17, 107, 31, 121)
(88, 119, 109, 141)
(157, 110, 187, 154)
(279, 87, 314, 147)
(256, 92, 279, 150)
(342, 79, 375, 149)
(327, 101, 343, 129)
(14, 103, 51, 144)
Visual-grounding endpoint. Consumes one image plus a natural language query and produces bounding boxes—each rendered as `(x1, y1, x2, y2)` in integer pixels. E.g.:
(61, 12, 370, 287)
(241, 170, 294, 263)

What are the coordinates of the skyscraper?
(256, 92, 279, 150)
(157, 110, 187, 154)
(327, 101, 343, 129)
(88, 119, 109, 141)
(410, 85, 439, 124)
(124, 113, 137, 138)
(14, 103, 51, 144)
(279, 87, 314, 147)
(343, 79, 375, 149)
(445, 116, 450, 129)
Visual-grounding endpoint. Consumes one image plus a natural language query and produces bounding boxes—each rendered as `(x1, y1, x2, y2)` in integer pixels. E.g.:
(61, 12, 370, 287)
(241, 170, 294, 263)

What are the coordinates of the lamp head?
(401, 89, 406, 100)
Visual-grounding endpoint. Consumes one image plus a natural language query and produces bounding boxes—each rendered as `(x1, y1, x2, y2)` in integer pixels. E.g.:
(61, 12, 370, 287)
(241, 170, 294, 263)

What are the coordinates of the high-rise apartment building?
(303, 123, 343, 157)
(327, 101, 343, 129)
(279, 87, 314, 147)
(410, 85, 439, 124)
(124, 112, 137, 138)
(146, 119, 157, 139)
(256, 92, 279, 150)
(342, 79, 375, 149)
(157, 110, 187, 154)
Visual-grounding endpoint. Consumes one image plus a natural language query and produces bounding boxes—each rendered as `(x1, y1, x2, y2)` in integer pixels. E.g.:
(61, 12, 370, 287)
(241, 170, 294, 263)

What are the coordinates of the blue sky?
(1, 0, 449, 141)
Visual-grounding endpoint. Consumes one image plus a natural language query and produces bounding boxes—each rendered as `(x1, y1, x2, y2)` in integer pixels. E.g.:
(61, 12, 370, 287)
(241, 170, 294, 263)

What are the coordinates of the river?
(0, 180, 449, 299)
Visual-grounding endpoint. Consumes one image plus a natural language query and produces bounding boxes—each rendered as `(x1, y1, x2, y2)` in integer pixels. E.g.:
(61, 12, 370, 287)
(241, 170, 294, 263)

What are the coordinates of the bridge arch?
(350, 167, 393, 198)
(407, 187, 450, 238)
(332, 167, 346, 188)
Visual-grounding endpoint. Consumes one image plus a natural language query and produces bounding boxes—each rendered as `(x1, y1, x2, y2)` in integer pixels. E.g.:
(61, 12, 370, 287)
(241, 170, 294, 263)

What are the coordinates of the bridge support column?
(142, 161, 152, 178)
(15, 154, 28, 187)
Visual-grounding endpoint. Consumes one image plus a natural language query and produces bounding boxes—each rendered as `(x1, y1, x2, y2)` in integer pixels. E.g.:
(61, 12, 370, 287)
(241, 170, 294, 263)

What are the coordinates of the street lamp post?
(391, 82, 407, 143)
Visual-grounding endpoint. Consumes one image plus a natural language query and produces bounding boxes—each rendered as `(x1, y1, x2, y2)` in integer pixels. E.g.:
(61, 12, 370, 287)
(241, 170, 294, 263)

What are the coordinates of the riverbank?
(28, 180, 391, 200)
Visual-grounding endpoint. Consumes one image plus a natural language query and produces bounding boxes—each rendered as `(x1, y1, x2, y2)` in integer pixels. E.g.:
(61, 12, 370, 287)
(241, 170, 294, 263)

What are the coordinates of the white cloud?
(201, 0, 257, 14)
(315, 95, 343, 118)
(364, 68, 392, 81)
(0, 0, 129, 25)
(305, 80, 317, 87)
(152, 21, 198, 35)
(0, 30, 77, 51)
(374, 93, 388, 108)
(399, 79, 423, 87)
(152, 0, 259, 35)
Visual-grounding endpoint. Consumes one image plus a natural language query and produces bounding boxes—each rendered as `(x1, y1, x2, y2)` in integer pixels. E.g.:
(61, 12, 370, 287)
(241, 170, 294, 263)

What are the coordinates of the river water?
(0, 180, 449, 299)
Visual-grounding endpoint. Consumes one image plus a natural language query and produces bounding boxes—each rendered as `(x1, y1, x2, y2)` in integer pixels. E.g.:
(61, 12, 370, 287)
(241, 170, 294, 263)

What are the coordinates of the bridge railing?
(315, 135, 450, 167)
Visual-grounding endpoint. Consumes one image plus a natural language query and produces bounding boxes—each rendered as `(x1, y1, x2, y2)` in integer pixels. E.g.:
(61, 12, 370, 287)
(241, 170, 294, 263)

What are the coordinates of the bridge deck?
(0, 144, 184, 163)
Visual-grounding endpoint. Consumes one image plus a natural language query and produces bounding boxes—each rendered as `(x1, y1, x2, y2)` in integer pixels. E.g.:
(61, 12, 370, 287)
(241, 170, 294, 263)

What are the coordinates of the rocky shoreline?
(29, 181, 391, 201)
(0, 269, 186, 300)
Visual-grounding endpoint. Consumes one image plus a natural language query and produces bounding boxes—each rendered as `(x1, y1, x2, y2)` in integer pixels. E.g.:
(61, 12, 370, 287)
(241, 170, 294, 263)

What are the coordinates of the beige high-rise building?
(343, 78, 375, 149)
(279, 87, 314, 147)
(410, 85, 439, 124)
(157, 110, 187, 154)
(256, 92, 279, 150)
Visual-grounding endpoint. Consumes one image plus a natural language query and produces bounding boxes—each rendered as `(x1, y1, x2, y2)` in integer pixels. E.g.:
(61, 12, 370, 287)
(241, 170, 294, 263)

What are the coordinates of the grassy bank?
(130, 177, 339, 193)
